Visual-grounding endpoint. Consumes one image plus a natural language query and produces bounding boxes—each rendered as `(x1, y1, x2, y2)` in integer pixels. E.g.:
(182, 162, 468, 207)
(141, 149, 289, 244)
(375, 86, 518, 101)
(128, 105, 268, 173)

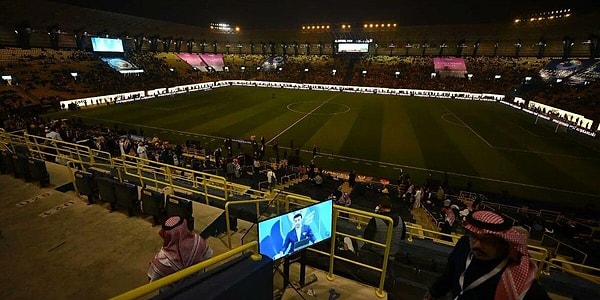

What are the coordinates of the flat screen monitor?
(258, 199, 333, 260)
(91, 37, 125, 53)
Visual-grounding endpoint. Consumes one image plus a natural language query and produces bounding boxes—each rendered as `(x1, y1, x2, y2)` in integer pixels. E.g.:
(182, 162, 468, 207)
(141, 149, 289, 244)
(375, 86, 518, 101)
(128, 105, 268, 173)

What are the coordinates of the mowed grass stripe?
(299, 99, 359, 155)
(379, 96, 425, 166)
(338, 97, 384, 160)
(406, 101, 479, 175)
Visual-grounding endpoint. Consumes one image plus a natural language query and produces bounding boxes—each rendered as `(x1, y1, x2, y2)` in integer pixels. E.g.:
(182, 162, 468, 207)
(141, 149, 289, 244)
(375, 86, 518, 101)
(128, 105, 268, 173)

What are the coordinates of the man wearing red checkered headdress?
(424, 210, 550, 300)
(147, 216, 213, 282)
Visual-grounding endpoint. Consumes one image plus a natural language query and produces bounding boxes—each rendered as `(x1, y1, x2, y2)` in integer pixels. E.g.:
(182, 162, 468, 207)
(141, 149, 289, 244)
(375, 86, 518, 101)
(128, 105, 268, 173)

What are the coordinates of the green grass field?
(45, 86, 600, 211)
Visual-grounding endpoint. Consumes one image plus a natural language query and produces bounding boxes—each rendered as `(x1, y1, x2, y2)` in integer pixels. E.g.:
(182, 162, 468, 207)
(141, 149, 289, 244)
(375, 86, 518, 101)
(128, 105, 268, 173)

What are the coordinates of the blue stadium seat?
(74, 170, 98, 204)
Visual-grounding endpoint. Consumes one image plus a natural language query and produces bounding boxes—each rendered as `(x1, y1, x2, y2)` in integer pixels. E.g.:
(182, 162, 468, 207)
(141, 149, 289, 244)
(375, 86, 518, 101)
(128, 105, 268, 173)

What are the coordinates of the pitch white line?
(440, 113, 467, 127)
(267, 94, 338, 144)
(443, 106, 493, 148)
(317, 152, 600, 198)
(72, 115, 223, 140)
(74, 114, 598, 198)
(493, 146, 600, 161)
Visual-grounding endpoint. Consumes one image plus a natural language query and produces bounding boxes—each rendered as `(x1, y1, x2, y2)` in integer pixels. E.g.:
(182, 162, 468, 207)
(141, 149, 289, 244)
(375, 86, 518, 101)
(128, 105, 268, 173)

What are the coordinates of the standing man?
(266, 168, 276, 192)
(424, 210, 550, 300)
(44, 126, 63, 162)
(137, 142, 148, 162)
(362, 196, 406, 261)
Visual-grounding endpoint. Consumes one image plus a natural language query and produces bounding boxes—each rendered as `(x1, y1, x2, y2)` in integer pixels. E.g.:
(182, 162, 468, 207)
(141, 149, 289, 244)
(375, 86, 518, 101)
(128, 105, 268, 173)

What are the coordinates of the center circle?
(287, 101, 351, 115)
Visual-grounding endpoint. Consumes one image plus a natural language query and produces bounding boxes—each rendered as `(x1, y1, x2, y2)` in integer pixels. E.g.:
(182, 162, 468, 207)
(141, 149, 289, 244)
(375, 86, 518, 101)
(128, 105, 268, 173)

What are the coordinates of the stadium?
(0, 0, 599, 299)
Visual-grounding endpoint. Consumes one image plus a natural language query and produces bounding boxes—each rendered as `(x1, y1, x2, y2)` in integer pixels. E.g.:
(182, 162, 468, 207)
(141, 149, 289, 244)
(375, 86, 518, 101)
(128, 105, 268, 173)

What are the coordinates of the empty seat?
(166, 195, 194, 231)
(114, 181, 139, 217)
(28, 158, 50, 187)
(0, 150, 14, 175)
(140, 188, 166, 226)
(12, 153, 30, 180)
(74, 170, 98, 204)
(97, 176, 118, 210)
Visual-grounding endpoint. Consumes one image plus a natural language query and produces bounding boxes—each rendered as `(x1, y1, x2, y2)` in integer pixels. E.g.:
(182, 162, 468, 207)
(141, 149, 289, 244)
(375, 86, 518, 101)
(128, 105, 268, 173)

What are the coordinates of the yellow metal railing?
(328, 206, 394, 298)
(545, 258, 600, 285)
(118, 154, 251, 205)
(110, 241, 262, 300)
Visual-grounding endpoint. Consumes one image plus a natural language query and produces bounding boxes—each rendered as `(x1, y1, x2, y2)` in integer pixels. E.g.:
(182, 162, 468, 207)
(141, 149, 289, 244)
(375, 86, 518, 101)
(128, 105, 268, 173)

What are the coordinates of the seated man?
(147, 216, 213, 282)
(424, 210, 550, 300)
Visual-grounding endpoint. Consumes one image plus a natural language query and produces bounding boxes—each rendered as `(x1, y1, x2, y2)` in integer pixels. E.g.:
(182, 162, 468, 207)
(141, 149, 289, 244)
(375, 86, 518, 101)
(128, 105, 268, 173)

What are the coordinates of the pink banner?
(433, 57, 467, 72)
(176, 53, 207, 69)
(200, 54, 225, 71)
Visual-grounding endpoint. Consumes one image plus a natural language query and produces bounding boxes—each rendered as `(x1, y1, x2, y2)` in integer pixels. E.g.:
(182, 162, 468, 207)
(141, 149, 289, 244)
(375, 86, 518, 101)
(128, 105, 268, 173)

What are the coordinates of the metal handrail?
(545, 258, 600, 285)
(110, 241, 262, 300)
(540, 233, 588, 264)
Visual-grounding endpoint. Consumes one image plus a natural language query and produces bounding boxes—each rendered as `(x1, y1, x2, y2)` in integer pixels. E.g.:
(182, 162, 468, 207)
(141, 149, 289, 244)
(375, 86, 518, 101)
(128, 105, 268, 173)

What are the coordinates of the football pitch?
(46, 86, 600, 211)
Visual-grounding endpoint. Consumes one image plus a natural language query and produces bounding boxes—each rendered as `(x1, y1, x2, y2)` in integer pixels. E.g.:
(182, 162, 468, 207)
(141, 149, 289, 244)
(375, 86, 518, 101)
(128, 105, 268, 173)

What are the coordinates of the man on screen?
(278, 213, 316, 257)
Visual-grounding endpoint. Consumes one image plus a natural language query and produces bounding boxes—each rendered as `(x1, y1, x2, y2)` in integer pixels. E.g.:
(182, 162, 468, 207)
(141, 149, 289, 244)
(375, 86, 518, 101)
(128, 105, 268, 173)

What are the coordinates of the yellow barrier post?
(327, 208, 339, 281)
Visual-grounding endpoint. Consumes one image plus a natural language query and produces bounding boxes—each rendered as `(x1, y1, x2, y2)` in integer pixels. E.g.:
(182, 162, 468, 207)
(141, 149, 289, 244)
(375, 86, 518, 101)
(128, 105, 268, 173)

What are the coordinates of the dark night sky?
(50, 0, 598, 29)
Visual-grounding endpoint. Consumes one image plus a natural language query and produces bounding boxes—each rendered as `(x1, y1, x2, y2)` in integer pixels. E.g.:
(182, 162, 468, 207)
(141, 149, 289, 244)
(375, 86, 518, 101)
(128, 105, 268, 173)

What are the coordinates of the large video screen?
(258, 200, 332, 260)
(100, 58, 143, 74)
(337, 43, 369, 53)
(91, 37, 124, 53)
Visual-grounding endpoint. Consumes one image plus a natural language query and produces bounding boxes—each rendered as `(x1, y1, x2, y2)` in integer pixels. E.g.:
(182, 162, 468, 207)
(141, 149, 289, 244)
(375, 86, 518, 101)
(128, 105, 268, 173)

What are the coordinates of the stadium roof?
(50, 0, 598, 30)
